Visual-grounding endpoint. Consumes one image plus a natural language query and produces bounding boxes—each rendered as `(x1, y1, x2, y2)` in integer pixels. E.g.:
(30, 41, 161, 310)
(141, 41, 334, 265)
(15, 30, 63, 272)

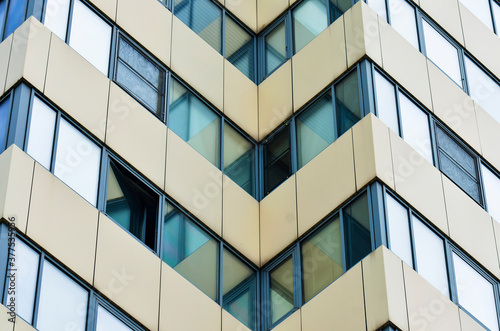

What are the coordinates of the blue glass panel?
(5, 0, 26, 38)
(265, 21, 286, 76)
(0, 1, 7, 40)
(263, 127, 291, 195)
(343, 192, 371, 269)
(293, 0, 328, 53)
(0, 96, 10, 153)
(225, 14, 254, 81)
(330, 0, 351, 23)
(335, 69, 361, 137)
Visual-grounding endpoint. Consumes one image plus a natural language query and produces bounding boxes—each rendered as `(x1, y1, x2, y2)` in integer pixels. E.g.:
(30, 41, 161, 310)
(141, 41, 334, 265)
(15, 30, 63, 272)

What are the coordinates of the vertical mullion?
(444, 241, 458, 303)
(339, 209, 347, 273)
(407, 209, 417, 270)
(293, 245, 302, 308)
(50, 111, 62, 173)
(65, 0, 75, 43)
(394, 86, 404, 140)
(220, 118, 224, 171)
(32, 253, 45, 328)
(369, 182, 386, 248)
(361, 60, 376, 117)
(289, 119, 298, 174)
(218, 242, 223, 305)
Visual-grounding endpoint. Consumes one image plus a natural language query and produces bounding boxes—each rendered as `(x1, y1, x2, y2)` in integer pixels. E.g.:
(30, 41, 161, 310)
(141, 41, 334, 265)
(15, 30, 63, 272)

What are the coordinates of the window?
(269, 255, 296, 325)
(263, 126, 292, 195)
(225, 13, 255, 81)
(343, 191, 371, 269)
(481, 164, 500, 221)
(373, 71, 399, 134)
(460, 0, 494, 31)
(493, 2, 500, 34)
(263, 20, 288, 78)
(26, 96, 56, 169)
(366, 0, 388, 21)
(115, 35, 166, 118)
(387, 0, 419, 49)
(335, 69, 362, 136)
(293, 0, 328, 53)
(96, 305, 133, 331)
(385, 194, 412, 266)
(0, 95, 11, 153)
(0, 0, 28, 40)
(329, 0, 352, 23)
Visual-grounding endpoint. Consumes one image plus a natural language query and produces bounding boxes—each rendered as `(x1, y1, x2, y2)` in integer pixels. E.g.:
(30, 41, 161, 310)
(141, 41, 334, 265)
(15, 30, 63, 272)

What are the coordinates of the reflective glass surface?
(27, 97, 57, 169)
(0, 1, 6, 40)
(5, 0, 26, 37)
(493, 2, 500, 35)
(388, 0, 419, 49)
(0, 96, 10, 153)
(459, 0, 493, 31)
(367, 0, 387, 21)
(265, 21, 287, 76)
(335, 70, 361, 137)
(96, 306, 132, 331)
(225, 14, 254, 81)
(343, 192, 371, 269)
(374, 71, 399, 135)
(263, 127, 291, 195)
(385, 194, 413, 267)
(270, 256, 294, 324)
(481, 164, 500, 221)
(329, 0, 351, 23)
(293, 0, 328, 53)
(44, 0, 71, 41)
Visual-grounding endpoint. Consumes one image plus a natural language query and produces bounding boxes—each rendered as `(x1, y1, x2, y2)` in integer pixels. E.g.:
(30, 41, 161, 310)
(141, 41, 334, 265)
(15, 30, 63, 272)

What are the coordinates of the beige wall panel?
(379, 18, 433, 111)
(459, 308, 489, 331)
(171, 17, 224, 111)
(88, 0, 117, 21)
(363, 247, 409, 331)
(442, 175, 500, 278)
(0, 35, 12, 95)
(257, 0, 288, 32)
(260, 176, 297, 265)
(27, 163, 98, 284)
(427, 60, 481, 153)
(94, 214, 161, 330)
(226, 0, 257, 32)
(353, 114, 395, 190)
(460, 4, 500, 80)
(0, 304, 13, 331)
(403, 263, 461, 331)
(345, 2, 382, 68)
(389, 131, 449, 235)
(116, 0, 171, 66)
(419, 0, 464, 46)
(165, 129, 223, 236)
(0, 146, 34, 234)
(301, 264, 365, 330)
(222, 310, 251, 331)
(222, 175, 260, 266)
(44, 36, 109, 142)
(258, 60, 293, 140)
(6, 18, 51, 93)
(475, 104, 500, 173)
(160, 263, 222, 331)
(292, 18, 347, 112)
(223, 60, 258, 140)
(296, 131, 356, 237)
(13, 316, 36, 331)
(273, 310, 301, 331)
(106, 83, 167, 189)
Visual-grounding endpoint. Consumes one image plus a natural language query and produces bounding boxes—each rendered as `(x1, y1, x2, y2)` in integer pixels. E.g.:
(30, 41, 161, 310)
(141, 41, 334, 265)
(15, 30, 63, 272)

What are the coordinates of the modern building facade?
(0, 0, 500, 330)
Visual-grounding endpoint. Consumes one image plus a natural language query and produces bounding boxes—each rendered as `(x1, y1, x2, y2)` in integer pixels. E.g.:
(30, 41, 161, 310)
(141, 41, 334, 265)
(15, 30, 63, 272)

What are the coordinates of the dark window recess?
(335, 69, 362, 137)
(263, 126, 292, 195)
(343, 191, 371, 269)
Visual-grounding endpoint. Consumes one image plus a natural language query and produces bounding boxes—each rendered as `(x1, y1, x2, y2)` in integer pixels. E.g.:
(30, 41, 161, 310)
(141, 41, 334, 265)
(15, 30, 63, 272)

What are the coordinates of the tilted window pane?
(5, 0, 26, 37)
(37, 261, 88, 331)
(96, 306, 132, 331)
(293, 0, 328, 53)
(174, 0, 222, 52)
(335, 69, 361, 137)
(106, 160, 158, 250)
(222, 247, 257, 330)
(0, 1, 6, 41)
(302, 216, 342, 302)
(27, 97, 57, 170)
(263, 127, 291, 195)
(223, 123, 255, 196)
(343, 192, 371, 269)
(0, 96, 10, 152)
(374, 71, 399, 135)
(297, 91, 334, 168)
(453, 253, 499, 331)
(385, 194, 413, 267)
(225, 14, 254, 81)
(163, 201, 218, 300)
(6, 240, 39, 323)
(388, 0, 419, 49)
(270, 256, 294, 324)
(44, 0, 71, 41)
(459, 0, 493, 31)
(366, 0, 387, 21)
(399, 92, 433, 164)
(265, 21, 287, 76)
(422, 20, 462, 87)
(54, 119, 101, 206)
(464, 56, 500, 123)
(412, 216, 449, 298)
(493, 2, 500, 35)
(169, 78, 220, 167)
(329, 0, 351, 23)
(69, 0, 111, 75)
(481, 164, 500, 221)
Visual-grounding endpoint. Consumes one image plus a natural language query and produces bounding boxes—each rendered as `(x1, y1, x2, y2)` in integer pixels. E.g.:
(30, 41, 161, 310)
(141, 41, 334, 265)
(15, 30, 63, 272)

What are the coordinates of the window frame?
(0, 93, 13, 153)
(0, 0, 29, 41)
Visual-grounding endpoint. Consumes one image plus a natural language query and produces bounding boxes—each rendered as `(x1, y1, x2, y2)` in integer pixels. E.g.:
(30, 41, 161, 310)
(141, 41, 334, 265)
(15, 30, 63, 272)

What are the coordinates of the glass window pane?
(6, 240, 39, 323)
(422, 20, 462, 87)
(5, 0, 26, 37)
(69, 0, 111, 75)
(464, 56, 500, 123)
(412, 216, 449, 298)
(169, 78, 220, 167)
(54, 119, 101, 206)
(399, 92, 433, 164)
(26, 97, 56, 169)
(270, 256, 294, 325)
(453, 253, 499, 331)
(265, 21, 287, 76)
(459, 0, 493, 31)
(106, 160, 158, 250)
(225, 14, 254, 81)
(96, 306, 132, 331)
(44, 0, 71, 41)
(493, 2, 500, 35)
(385, 194, 413, 267)
(481, 164, 500, 221)
(329, 0, 352, 23)
(302, 216, 343, 302)
(366, 0, 387, 21)
(388, 0, 419, 49)
(223, 123, 255, 196)
(343, 192, 371, 269)
(163, 201, 218, 301)
(264, 127, 291, 195)
(293, 0, 328, 53)
(297, 91, 334, 168)
(222, 248, 256, 330)
(0, 96, 10, 153)
(335, 70, 361, 137)
(374, 71, 399, 135)
(174, 0, 222, 52)
(37, 261, 88, 331)
(0, 1, 7, 41)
